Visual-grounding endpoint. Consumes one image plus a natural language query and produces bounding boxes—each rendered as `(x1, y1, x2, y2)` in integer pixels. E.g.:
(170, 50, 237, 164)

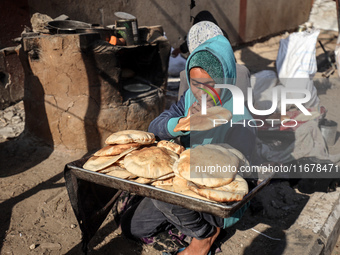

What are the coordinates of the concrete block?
(282, 189, 340, 255)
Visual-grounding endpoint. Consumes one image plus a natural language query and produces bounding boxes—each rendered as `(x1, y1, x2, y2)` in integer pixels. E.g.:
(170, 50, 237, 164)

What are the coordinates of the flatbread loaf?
(173, 158, 180, 175)
(131, 173, 175, 185)
(94, 143, 140, 156)
(133, 177, 154, 184)
(187, 174, 248, 202)
(177, 144, 239, 188)
(217, 143, 249, 168)
(172, 175, 189, 193)
(124, 147, 178, 179)
(174, 115, 190, 132)
(156, 172, 175, 180)
(114, 158, 125, 168)
(83, 147, 137, 171)
(105, 130, 155, 145)
(174, 106, 232, 132)
(153, 184, 174, 191)
(103, 167, 135, 179)
(151, 177, 174, 186)
(157, 140, 185, 155)
(153, 176, 188, 193)
(154, 181, 212, 202)
(99, 165, 125, 174)
(181, 189, 214, 202)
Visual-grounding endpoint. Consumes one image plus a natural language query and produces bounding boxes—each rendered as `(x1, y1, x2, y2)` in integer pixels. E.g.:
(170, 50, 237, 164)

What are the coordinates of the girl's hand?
(188, 101, 215, 116)
(188, 101, 201, 115)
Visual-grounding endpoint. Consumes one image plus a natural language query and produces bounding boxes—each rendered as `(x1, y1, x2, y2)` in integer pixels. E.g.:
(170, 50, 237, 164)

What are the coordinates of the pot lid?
(47, 20, 91, 29)
(123, 83, 151, 93)
(114, 12, 136, 20)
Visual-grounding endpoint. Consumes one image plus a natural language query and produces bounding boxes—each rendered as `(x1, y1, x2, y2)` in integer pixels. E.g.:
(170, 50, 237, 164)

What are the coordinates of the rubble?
(0, 100, 25, 142)
(30, 13, 53, 33)
(40, 242, 61, 250)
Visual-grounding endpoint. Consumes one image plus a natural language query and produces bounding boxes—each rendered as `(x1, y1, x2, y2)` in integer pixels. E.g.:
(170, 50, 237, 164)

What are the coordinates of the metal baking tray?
(66, 158, 272, 218)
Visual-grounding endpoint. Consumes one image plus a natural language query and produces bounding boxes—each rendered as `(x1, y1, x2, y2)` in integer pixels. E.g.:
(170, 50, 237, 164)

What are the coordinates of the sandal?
(140, 228, 189, 253)
(162, 247, 217, 255)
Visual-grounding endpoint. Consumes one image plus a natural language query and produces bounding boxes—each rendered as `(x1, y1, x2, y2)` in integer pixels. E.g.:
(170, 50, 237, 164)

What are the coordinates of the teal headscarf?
(188, 51, 224, 84)
(167, 35, 253, 148)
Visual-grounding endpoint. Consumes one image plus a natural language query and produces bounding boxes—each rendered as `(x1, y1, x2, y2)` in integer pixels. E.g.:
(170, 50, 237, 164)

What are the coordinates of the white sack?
(276, 29, 320, 109)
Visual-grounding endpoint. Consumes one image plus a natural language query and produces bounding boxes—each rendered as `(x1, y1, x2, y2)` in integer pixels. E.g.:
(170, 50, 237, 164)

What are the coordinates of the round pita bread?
(130, 173, 175, 185)
(172, 175, 189, 193)
(217, 143, 249, 168)
(132, 177, 154, 184)
(177, 144, 239, 188)
(102, 166, 135, 179)
(98, 158, 126, 173)
(94, 143, 140, 156)
(154, 181, 212, 202)
(153, 184, 174, 191)
(174, 115, 190, 132)
(173, 158, 180, 175)
(114, 158, 125, 168)
(83, 156, 120, 171)
(151, 177, 174, 186)
(83, 147, 137, 171)
(157, 172, 175, 180)
(83, 145, 137, 171)
(105, 130, 155, 145)
(188, 174, 248, 202)
(124, 147, 178, 179)
(99, 165, 126, 174)
(157, 140, 185, 155)
(174, 106, 232, 132)
(181, 189, 214, 202)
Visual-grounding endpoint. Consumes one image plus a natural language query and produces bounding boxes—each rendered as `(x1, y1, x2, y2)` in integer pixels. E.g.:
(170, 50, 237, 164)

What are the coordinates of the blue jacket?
(149, 35, 253, 149)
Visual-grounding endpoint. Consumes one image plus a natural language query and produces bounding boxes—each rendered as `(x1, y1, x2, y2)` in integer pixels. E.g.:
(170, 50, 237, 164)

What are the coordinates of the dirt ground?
(1, 29, 340, 255)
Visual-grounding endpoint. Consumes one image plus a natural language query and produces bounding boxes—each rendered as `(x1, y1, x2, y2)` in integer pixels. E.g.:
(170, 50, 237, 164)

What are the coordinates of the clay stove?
(19, 27, 170, 151)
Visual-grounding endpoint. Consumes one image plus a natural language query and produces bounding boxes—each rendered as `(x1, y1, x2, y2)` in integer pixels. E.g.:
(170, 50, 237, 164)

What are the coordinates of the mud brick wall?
(20, 33, 169, 151)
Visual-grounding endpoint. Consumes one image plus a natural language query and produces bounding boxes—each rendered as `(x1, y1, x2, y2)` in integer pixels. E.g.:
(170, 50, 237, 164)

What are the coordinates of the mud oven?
(19, 27, 170, 151)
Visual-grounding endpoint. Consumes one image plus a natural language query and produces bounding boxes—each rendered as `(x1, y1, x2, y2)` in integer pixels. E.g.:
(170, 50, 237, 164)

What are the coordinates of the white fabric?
(168, 47, 187, 77)
(187, 21, 223, 53)
(276, 29, 320, 109)
(308, 0, 338, 32)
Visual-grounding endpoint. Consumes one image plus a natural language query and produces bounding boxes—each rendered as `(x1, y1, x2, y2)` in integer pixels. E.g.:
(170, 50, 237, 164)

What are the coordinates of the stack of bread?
(82, 130, 184, 184)
(170, 106, 249, 202)
(154, 144, 249, 203)
(83, 130, 249, 203)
